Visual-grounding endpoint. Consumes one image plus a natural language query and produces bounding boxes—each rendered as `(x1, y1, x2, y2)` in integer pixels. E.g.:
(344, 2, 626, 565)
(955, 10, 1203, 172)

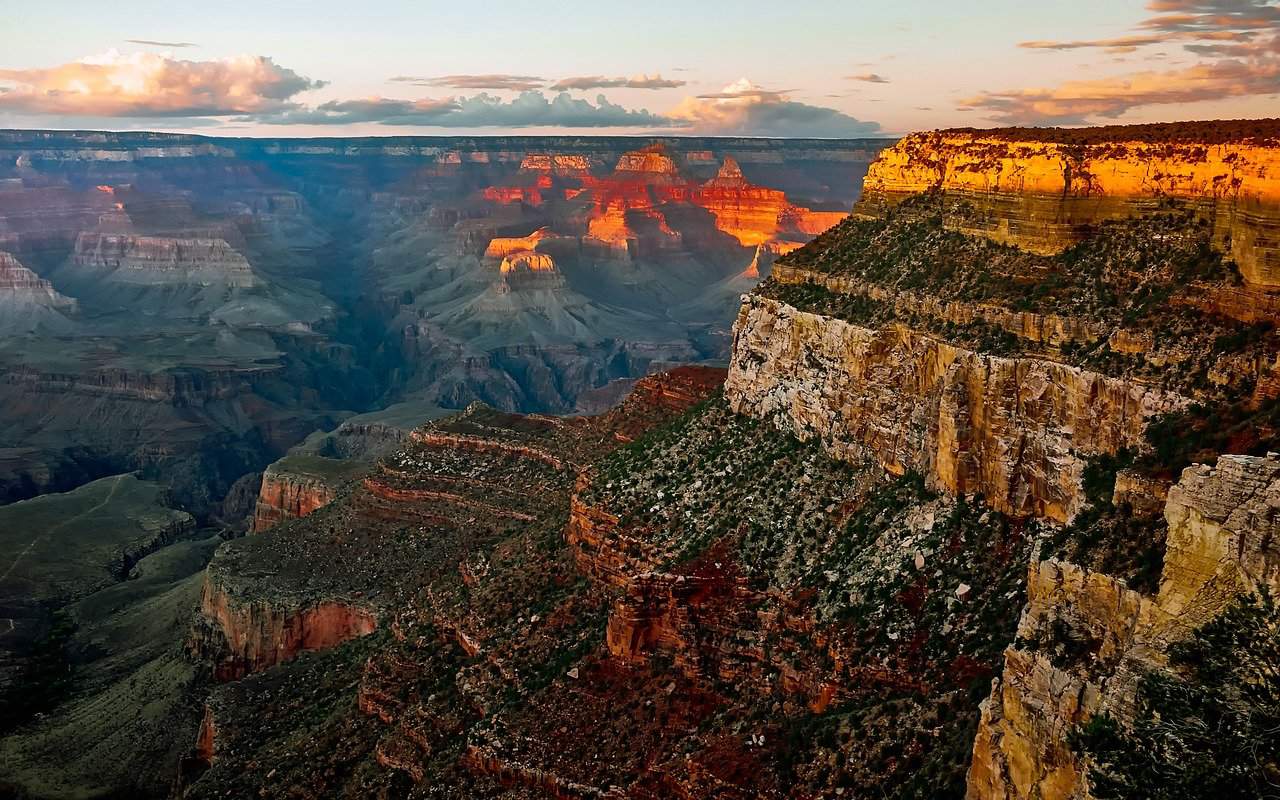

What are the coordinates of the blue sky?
(2, 1, 1278, 136)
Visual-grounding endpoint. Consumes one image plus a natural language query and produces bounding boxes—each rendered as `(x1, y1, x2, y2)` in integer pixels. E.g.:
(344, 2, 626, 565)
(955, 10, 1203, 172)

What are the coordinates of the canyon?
(0, 132, 881, 509)
(0, 131, 881, 799)
(6, 120, 1280, 800)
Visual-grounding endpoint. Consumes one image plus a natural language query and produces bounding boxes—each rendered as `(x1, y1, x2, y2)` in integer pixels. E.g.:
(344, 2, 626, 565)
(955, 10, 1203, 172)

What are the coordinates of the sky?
(1, 0, 1278, 137)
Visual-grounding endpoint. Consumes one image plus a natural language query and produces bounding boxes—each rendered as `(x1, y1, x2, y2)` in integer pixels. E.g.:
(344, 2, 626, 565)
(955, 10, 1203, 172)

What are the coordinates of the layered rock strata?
(967, 453, 1280, 799)
(857, 129, 1280, 288)
(724, 295, 1183, 523)
(71, 232, 257, 285)
(190, 570, 378, 681)
(251, 464, 343, 532)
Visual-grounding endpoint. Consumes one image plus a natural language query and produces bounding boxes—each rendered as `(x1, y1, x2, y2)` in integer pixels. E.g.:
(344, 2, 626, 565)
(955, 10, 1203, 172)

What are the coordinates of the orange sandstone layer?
(857, 130, 1280, 288)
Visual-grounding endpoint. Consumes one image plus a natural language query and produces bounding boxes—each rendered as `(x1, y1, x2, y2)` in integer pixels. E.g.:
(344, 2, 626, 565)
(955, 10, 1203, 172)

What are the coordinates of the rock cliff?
(190, 568, 378, 681)
(967, 453, 1280, 799)
(725, 295, 1183, 523)
(0, 250, 77, 333)
(856, 126, 1280, 289)
(70, 232, 257, 286)
(250, 462, 344, 532)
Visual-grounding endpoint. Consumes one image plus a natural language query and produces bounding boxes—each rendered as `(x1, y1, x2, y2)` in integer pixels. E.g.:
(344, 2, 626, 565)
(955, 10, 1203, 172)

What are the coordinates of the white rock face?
(724, 295, 1185, 523)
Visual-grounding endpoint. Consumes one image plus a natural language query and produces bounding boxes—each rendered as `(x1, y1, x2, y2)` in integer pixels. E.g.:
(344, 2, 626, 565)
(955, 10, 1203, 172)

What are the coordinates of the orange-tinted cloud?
(0, 51, 321, 117)
(668, 79, 880, 137)
(549, 74, 685, 91)
(846, 73, 890, 83)
(962, 53, 1280, 123)
(969, 0, 1280, 123)
(390, 74, 546, 91)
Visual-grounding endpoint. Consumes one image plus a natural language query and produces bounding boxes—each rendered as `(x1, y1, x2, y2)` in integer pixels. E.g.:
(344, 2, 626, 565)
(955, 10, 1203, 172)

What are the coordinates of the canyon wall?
(251, 466, 340, 532)
(71, 232, 257, 286)
(724, 295, 1183, 523)
(190, 567, 377, 681)
(968, 453, 1280, 799)
(856, 131, 1280, 288)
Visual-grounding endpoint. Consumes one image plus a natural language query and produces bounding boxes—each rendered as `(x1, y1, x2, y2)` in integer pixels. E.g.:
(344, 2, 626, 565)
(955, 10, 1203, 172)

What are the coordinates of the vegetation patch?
(1073, 592, 1280, 799)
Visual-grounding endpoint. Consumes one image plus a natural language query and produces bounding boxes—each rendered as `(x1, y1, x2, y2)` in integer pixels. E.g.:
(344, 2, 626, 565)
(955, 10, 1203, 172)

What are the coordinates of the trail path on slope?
(0, 474, 127, 587)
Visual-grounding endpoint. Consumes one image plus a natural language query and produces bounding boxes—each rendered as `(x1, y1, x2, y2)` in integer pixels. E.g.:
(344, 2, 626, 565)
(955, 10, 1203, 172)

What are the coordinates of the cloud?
(1019, 35, 1171, 52)
(126, 39, 198, 48)
(694, 85, 795, 100)
(1140, 0, 1280, 32)
(846, 73, 890, 83)
(260, 90, 671, 127)
(967, 0, 1280, 123)
(549, 74, 685, 90)
(960, 56, 1280, 124)
(390, 74, 547, 91)
(668, 78, 880, 137)
(0, 50, 322, 117)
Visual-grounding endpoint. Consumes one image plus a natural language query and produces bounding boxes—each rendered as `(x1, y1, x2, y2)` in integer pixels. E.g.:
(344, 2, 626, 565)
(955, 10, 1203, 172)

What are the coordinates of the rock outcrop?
(495, 251, 567, 292)
(0, 249, 77, 333)
(857, 128, 1280, 289)
(251, 463, 343, 532)
(725, 295, 1183, 523)
(967, 453, 1280, 799)
(71, 232, 257, 286)
(190, 568, 378, 681)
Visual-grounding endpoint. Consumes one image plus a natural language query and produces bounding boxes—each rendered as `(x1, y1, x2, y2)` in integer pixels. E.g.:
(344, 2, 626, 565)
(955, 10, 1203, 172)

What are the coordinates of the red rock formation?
(190, 572, 378, 681)
(483, 186, 545, 207)
(689, 157, 848, 246)
(691, 157, 791, 246)
(409, 429, 567, 470)
(251, 468, 338, 532)
(361, 476, 537, 521)
(194, 705, 216, 764)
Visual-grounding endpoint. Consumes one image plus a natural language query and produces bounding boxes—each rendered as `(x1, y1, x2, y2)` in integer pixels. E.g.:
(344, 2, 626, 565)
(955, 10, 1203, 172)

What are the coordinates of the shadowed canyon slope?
(0, 131, 884, 799)
(8, 120, 1280, 800)
(0, 132, 884, 510)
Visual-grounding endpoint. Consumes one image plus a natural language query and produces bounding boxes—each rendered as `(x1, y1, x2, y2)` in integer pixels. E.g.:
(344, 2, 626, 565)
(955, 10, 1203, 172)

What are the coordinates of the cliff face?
(71, 232, 257, 286)
(190, 568, 377, 681)
(725, 295, 1182, 523)
(857, 131, 1280, 289)
(968, 453, 1280, 800)
(0, 250, 77, 333)
(251, 467, 338, 532)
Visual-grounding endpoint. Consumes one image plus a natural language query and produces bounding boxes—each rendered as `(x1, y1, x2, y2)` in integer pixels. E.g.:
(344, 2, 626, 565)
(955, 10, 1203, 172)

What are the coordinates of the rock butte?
(499, 251, 557, 275)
